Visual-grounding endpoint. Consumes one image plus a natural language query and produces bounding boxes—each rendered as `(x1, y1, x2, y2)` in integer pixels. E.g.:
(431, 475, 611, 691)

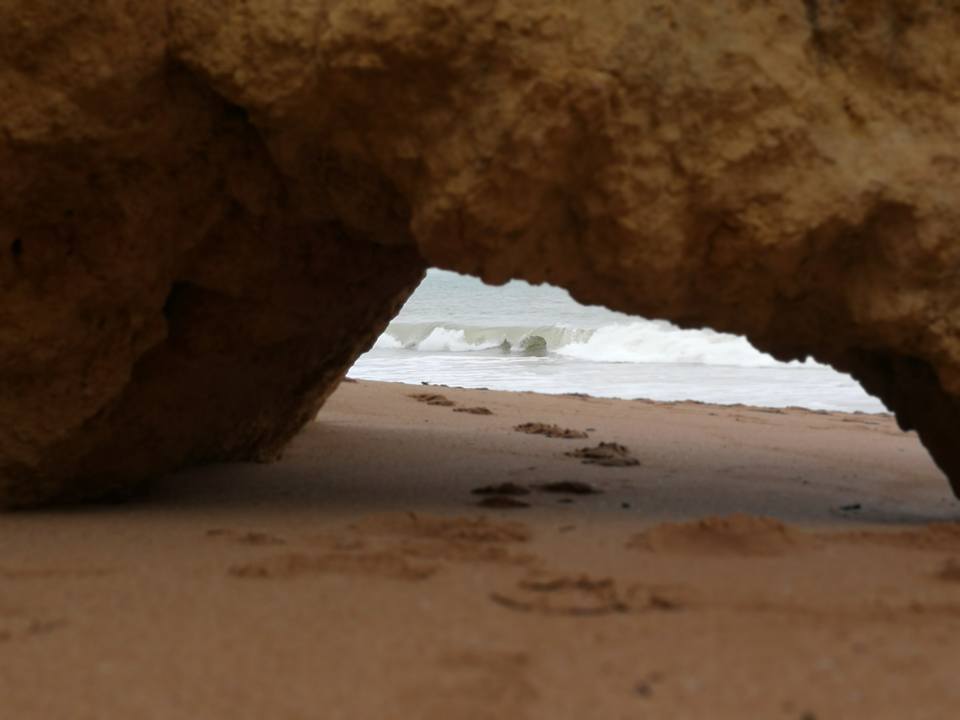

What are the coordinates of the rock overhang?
(1, 0, 959, 505)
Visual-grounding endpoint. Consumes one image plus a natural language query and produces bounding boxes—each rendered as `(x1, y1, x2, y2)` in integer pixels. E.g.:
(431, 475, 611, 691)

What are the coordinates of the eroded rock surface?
(2, 1, 959, 505)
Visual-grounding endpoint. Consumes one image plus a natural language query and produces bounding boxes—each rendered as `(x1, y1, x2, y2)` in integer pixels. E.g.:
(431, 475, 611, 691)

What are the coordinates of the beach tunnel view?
(2, 1, 960, 717)
(350, 269, 889, 414)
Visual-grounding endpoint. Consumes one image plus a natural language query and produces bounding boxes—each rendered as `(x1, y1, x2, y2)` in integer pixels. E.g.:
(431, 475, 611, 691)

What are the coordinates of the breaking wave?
(374, 320, 820, 368)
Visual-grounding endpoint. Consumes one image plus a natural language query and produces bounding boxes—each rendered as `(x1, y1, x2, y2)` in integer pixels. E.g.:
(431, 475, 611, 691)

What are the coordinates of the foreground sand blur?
(1, 380, 958, 718)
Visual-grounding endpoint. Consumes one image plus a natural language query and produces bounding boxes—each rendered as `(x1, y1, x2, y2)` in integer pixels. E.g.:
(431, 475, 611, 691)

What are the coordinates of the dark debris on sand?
(409, 393, 455, 407)
(472, 482, 531, 496)
(454, 406, 494, 415)
(514, 422, 588, 439)
(566, 442, 640, 467)
(535, 481, 602, 495)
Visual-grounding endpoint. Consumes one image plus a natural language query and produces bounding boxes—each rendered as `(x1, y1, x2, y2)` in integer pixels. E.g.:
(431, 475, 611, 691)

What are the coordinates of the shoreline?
(381, 377, 896, 417)
(1, 379, 957, 718)
(347, 357, 888, 415)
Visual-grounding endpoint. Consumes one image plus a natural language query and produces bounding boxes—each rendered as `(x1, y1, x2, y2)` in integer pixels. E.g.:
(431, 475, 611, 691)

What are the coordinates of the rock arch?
(2, 0, 959, 506)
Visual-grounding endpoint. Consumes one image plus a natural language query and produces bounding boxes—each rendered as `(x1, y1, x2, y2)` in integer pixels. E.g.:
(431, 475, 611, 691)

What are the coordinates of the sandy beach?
(2, 380, 959, 719)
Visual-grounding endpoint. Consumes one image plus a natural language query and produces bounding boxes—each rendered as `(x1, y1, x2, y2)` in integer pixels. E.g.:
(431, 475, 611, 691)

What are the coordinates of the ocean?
(348, 270, 887, 414)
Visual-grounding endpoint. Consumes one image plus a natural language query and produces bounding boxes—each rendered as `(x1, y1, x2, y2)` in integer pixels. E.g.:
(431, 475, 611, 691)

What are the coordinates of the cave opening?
(348, 269, 888, 416)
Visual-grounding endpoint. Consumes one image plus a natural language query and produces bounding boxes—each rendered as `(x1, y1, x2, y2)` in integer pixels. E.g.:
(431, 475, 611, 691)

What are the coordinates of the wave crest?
(375, 321, 820, 368)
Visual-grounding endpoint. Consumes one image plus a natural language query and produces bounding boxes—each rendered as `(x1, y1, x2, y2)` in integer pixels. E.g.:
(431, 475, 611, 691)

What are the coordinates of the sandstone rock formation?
(2, 0, 959, 506)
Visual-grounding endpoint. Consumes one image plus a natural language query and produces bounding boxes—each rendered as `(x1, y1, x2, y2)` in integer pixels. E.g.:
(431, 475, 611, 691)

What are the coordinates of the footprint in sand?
(628, 514, 805, 556)
(409, 393, 455, 407)
(566, 442, 639, 467)
(514, 422, 588, 439)
(227, 514, 538, 581)
(205, 529, 286, 546)
(352, 513, 536, 565)
(632, 518, 960, 559)
(0, 616, 67, 644)
(936, 558, 960, 582)
(228, 551, 438, 581)
(352, 513, 531, 544)
(490, 573, 686, 616)
(472, 482, 531, 496)
(351, 513, 537, 565)
(730, 414, 774, 425)
(829, 522, 960, 552)
(0, 566, 115, 579)
(454, 406, 494, 415)
(491, 575, 628, 616)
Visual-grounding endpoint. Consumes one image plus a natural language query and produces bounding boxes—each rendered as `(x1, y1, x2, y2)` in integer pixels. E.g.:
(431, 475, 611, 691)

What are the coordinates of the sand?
(1, 380, 959, 719)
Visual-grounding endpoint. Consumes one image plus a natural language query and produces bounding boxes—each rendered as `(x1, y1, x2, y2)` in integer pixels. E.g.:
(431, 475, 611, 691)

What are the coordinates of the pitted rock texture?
(2, 0, 959, 505)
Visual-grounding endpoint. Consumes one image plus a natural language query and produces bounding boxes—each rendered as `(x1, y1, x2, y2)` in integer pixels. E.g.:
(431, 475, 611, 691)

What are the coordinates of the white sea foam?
(382, 322, 591, 356)
(554, 322, 820, 367)
(416, 327, 501, 352)
(373, 333, 403, 350)
(377, 319, 811, 368)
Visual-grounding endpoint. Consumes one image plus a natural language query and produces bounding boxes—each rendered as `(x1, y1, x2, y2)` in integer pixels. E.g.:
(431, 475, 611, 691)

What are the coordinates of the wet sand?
(1, 380, 959, 718)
